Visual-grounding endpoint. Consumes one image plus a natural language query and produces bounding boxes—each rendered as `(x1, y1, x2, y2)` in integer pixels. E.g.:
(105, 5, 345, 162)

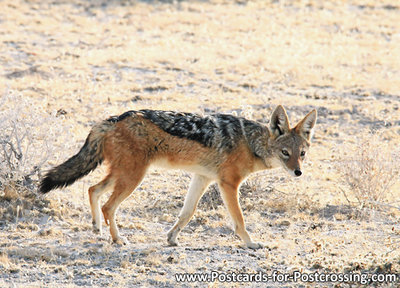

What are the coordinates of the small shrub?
(337, 130, 399, 209)
(0, 90, 70, 195)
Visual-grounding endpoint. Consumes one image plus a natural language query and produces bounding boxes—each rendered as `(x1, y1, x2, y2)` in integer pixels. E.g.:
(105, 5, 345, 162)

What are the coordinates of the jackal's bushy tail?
(39, 122, 111, 193)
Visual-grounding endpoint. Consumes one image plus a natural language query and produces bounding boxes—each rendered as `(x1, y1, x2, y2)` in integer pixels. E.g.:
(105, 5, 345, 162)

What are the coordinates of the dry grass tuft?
(0, 90, 72, 194)
(337, 130, 400, 209)
(0, 252, 10, 269)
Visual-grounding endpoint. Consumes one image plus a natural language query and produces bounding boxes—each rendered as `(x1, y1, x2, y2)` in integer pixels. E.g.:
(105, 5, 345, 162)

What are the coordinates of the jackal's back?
(108, 110, 266, 153)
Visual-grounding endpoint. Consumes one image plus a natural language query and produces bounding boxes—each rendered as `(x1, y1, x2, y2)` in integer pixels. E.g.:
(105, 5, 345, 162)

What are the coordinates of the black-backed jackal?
(40, 105, 317, 249)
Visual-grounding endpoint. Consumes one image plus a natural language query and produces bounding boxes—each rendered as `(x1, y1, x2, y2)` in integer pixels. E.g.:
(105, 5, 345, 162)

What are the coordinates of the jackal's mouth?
(279, 160, 302, 177)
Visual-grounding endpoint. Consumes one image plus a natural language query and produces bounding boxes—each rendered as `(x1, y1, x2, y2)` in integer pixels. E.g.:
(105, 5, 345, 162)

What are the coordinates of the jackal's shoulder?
(106, 109, 267, 152)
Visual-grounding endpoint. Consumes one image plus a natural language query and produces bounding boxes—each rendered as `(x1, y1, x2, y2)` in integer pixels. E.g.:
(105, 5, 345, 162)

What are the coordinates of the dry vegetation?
(0, 0, 399, 287)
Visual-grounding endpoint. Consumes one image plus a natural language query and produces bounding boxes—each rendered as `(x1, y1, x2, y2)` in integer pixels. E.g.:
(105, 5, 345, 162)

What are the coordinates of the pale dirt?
(0, 0, 400, 287)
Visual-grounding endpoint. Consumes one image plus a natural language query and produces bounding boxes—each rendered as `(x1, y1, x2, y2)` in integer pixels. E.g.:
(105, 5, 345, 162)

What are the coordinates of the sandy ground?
(0, 0, 400, 287)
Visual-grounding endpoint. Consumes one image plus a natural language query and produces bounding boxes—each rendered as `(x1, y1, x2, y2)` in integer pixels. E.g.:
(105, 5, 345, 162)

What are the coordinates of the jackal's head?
(269, 105, 317, 177)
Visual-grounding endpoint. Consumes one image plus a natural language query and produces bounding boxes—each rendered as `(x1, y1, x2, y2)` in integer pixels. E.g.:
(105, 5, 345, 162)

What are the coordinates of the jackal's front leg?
(167, 174, 211, 246)
(218, 181, 263, 249)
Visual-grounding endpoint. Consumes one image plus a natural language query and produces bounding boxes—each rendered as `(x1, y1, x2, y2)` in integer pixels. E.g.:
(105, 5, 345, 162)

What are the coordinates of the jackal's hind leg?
(102, 167, 146, 245)
(88, 175, 115, 235)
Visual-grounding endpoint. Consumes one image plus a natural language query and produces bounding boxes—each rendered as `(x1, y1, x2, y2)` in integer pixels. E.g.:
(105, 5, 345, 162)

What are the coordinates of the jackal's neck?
(242, 120, 270, 158)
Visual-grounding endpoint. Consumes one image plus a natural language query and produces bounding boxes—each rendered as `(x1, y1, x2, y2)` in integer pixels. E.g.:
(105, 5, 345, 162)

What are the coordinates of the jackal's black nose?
(294, 169, 302, 177)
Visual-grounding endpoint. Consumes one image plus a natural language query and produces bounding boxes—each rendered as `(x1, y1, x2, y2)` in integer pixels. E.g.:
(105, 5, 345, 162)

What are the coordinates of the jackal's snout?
(294, 169, 302, 177)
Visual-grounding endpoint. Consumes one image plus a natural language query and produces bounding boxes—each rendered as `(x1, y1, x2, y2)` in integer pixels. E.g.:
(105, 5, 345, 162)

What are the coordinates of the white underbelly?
(151, 158, 218, 179)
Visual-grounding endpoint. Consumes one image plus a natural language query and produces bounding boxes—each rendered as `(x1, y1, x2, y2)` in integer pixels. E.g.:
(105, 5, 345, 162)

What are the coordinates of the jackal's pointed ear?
(270, 105, 290, 137)
(295, 109, 317, 141)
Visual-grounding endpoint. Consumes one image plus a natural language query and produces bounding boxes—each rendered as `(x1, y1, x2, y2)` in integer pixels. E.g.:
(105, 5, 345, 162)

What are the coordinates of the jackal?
(40, 105, 317, 249)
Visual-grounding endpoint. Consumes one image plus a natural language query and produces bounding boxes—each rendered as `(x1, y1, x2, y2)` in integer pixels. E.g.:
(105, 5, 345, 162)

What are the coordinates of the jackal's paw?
(246, 242, 263, 250)
(92, 227, 102, 235)
(167, 232, 179, 246)
(168, 239, 179, 247)
(92, 221, 102, 235)
(112, 236, 130, 246)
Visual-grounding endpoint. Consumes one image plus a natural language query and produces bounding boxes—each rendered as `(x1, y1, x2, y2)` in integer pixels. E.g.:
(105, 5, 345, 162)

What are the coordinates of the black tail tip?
(39, 177, 55, 193)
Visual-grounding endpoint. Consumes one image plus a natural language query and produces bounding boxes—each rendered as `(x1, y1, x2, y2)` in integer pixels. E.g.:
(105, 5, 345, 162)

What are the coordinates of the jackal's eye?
(281, 149, 289, 157)
(300, 151, 306, 157)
